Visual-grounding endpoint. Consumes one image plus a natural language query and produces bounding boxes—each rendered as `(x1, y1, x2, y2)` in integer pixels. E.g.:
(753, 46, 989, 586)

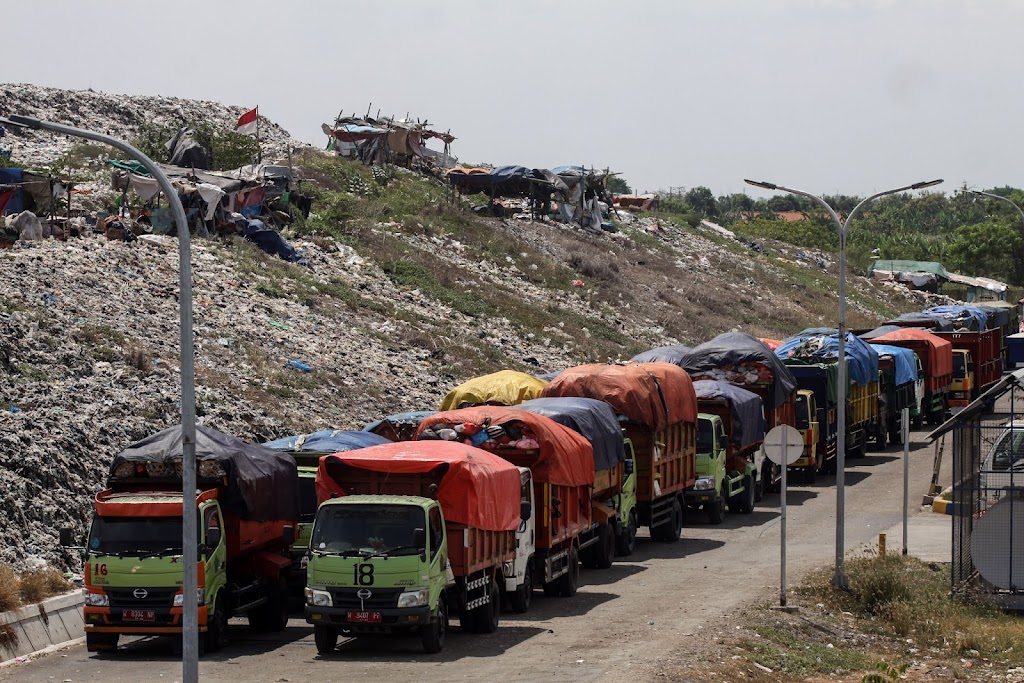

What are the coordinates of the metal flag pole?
(903, 406, 910, 555)
(4, 114, 200, 683)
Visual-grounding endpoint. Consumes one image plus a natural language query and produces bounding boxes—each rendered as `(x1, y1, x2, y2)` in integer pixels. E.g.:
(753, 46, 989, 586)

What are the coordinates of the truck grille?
(106, 587, 177, 609)
(328, 587, 402, 610)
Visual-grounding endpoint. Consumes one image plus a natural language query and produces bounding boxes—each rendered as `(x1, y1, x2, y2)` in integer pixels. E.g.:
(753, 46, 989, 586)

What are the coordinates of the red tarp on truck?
(540, 362, 697, 431)
(871, 328, 953, 378)
(315, 441, 522, 532)
(415, 406, 595, 487)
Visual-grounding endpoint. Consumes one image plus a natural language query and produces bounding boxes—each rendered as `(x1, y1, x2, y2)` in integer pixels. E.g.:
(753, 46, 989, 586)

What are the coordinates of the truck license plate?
(347, 611, 382, 623)
(122, 609, 156, 622)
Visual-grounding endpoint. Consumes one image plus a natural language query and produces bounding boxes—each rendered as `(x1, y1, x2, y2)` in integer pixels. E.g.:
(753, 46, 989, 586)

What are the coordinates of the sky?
(4, 0, 1022, 198)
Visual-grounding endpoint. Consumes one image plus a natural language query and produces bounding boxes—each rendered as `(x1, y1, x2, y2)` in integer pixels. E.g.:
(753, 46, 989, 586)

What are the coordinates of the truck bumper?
(305, 605, 431, 634)
(83, 605, 208, 635)
(683, 490, 717, 506)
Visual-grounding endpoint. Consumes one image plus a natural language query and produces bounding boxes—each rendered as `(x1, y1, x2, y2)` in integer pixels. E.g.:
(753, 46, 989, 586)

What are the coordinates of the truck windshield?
(990, 428, 1024, 472)
(795, 395, 810, 430)
(88, 516, 184, 556)
(311, 504, 425, 556)
(696, 420, 714, 455)
(953, 354, 966, 379)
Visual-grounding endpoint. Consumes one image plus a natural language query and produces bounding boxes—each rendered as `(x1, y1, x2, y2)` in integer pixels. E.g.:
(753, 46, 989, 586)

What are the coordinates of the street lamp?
(2, 115, 200, 682)
(744, 177, 943, 589)
(970, 189, 1024, 228)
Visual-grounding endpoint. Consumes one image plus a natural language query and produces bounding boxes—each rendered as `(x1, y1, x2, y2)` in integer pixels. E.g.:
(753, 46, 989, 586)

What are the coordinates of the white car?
(980, 421, 1024, 496)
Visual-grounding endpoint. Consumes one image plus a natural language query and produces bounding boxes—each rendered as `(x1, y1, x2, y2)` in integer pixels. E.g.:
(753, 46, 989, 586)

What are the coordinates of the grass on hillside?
(0, 564, 72, 614)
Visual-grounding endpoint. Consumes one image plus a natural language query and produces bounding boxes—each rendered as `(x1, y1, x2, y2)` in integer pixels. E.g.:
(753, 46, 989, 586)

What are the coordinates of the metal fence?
(950, 377, 1024, 607)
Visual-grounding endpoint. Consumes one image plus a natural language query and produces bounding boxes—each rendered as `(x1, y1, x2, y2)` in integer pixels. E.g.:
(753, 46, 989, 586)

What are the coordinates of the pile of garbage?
(0, 84, 307, 168)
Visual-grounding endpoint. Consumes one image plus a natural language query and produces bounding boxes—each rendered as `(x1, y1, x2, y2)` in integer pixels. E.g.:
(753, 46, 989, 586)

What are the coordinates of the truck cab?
(503, 468, 537, 612)
(306, 495, 451, 652)
(687, 414, 728, 523)
(950, 349, 973, 408)
(610, 439, 639, 555)
(792, 389, 819, 471)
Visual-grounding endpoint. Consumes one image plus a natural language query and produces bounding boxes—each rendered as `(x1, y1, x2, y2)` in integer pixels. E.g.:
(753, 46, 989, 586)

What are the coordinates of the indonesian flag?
(236, 107, 258, 135)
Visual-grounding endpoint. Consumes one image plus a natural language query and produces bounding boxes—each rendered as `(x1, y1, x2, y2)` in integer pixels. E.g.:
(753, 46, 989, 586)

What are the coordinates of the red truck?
(416, 406, 596, 598)
(541, 362, 698, 545)
(870, 328, 953, 427)
(679, 332, 798, 496)
(308, 441, 522, 653)
(932, 329, 1003, 409)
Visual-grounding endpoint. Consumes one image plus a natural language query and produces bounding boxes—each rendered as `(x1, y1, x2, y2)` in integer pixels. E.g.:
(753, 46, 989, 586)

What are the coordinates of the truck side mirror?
(206, 527, 222, 549)
(623, 458, 634, 476)
(412, 528, 426, 549)
(282, 525, 295, 546)
(59, 528, 75, 547)
(520, 501, 532, 520)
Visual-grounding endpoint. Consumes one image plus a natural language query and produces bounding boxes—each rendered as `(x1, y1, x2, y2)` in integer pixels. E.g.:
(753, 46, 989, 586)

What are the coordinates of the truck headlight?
(173, 588, 205, 607)
(305, 587, 332, 607)
(397, 588, 429, 608)
(86, 592, 109, 607)
(693, 476, 715, 491)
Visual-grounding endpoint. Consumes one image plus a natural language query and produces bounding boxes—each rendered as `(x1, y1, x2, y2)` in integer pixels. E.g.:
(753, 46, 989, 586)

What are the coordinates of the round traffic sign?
(763, 425, 804, 466)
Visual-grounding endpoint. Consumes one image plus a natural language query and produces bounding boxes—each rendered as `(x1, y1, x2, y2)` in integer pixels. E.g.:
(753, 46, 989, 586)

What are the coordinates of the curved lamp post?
(744, 177, 943, 589)
(3, 115, 200, 682)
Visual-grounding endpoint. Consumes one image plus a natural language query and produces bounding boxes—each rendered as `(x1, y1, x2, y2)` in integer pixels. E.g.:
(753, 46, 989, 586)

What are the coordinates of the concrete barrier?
(0, 591, 84, 664)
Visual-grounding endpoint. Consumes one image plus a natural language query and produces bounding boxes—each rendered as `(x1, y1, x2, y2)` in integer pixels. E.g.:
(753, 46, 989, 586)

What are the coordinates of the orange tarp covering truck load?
(416, 406, 599, 595)
(870, 327, 953, 426)
(541, 362, 698, 543)
(315, 441, 520, 576)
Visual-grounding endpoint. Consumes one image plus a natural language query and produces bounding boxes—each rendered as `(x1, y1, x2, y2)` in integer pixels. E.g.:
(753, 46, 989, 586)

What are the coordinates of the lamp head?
(910, 179, 943, 190)
(744, 179, 778, 191)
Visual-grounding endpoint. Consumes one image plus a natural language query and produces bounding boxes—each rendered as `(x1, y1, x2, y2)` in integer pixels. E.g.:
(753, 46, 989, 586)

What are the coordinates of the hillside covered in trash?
(0, 88, 943, 569)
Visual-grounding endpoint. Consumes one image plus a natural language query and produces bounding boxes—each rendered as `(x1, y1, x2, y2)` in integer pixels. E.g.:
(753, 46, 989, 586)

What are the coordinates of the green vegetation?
(132, 121, 259, 171)
(736, 622, 875, 676)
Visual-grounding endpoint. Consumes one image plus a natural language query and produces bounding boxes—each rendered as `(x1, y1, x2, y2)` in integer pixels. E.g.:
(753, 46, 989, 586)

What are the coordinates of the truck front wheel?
(653, 498, 684, 541)
(586, 524, 615, 569)
(314, 625, 338, 655)
(204, 596, 228, 653)
(737, 474, 755, 514)
(420, 600, 447, 653)
(86, 632, 119, 653)
(507, 564, 533, 613)
(707, 489, 725, 524)
(615, 510, 637, 557)
(472, 577, 501, 633)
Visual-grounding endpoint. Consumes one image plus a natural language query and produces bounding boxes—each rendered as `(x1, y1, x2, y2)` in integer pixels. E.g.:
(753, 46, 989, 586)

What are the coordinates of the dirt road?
(1, 431, 949, 683)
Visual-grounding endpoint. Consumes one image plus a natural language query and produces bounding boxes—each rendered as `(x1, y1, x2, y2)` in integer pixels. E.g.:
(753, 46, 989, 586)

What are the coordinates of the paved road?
(1, 429, 951, 683)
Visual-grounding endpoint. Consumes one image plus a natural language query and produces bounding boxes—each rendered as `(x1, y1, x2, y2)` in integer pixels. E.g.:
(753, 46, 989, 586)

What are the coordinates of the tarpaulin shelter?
(439, 370, 549, 411)
(692, 380, 766, 450)
(679, 333, 798, 409)
(541, 362, 697, 431)
(109, 424, 298, 522)
(517, 397, 626, 473)
(417, 406, 595, 487)
(316, 441, 522, 532)
(629, 344, 692, 364)
(447, 165, 535, 197)
(774, 333, 880, 386)
(870, 259, 950, 293)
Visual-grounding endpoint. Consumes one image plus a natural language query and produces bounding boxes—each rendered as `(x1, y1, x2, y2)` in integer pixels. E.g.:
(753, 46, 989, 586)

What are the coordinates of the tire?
(420, 599, 447, 653)
(507, 563, 533, 614)
(707, 489, 725, 524)
(912, 413, 924, 430)
(739, 474, 755, 514)
(86, 632, 119, 653)
(550, 545, 580, 597)
(473, 577, 500, 633)
(204, 595, 228, 653)
(754, 470, 764, 502)
(803, 465, 816, 485)
(654, 498, 684, 541)
(593, 524, 615, 569)
(615, 509, 637, 557)
(248, 579, 289, 632)
(313, 625, 338, 655)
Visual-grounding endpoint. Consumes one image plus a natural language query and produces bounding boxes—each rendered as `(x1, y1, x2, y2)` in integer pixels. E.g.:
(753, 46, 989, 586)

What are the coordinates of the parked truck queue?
(59, 303, 1014, 656)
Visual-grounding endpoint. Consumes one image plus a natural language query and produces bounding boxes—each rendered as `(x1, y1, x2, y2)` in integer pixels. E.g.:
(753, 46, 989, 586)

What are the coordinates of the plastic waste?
(8, 405, 21, 413)
(286, 360, 313, 372)
(469, 431, 489, 447)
